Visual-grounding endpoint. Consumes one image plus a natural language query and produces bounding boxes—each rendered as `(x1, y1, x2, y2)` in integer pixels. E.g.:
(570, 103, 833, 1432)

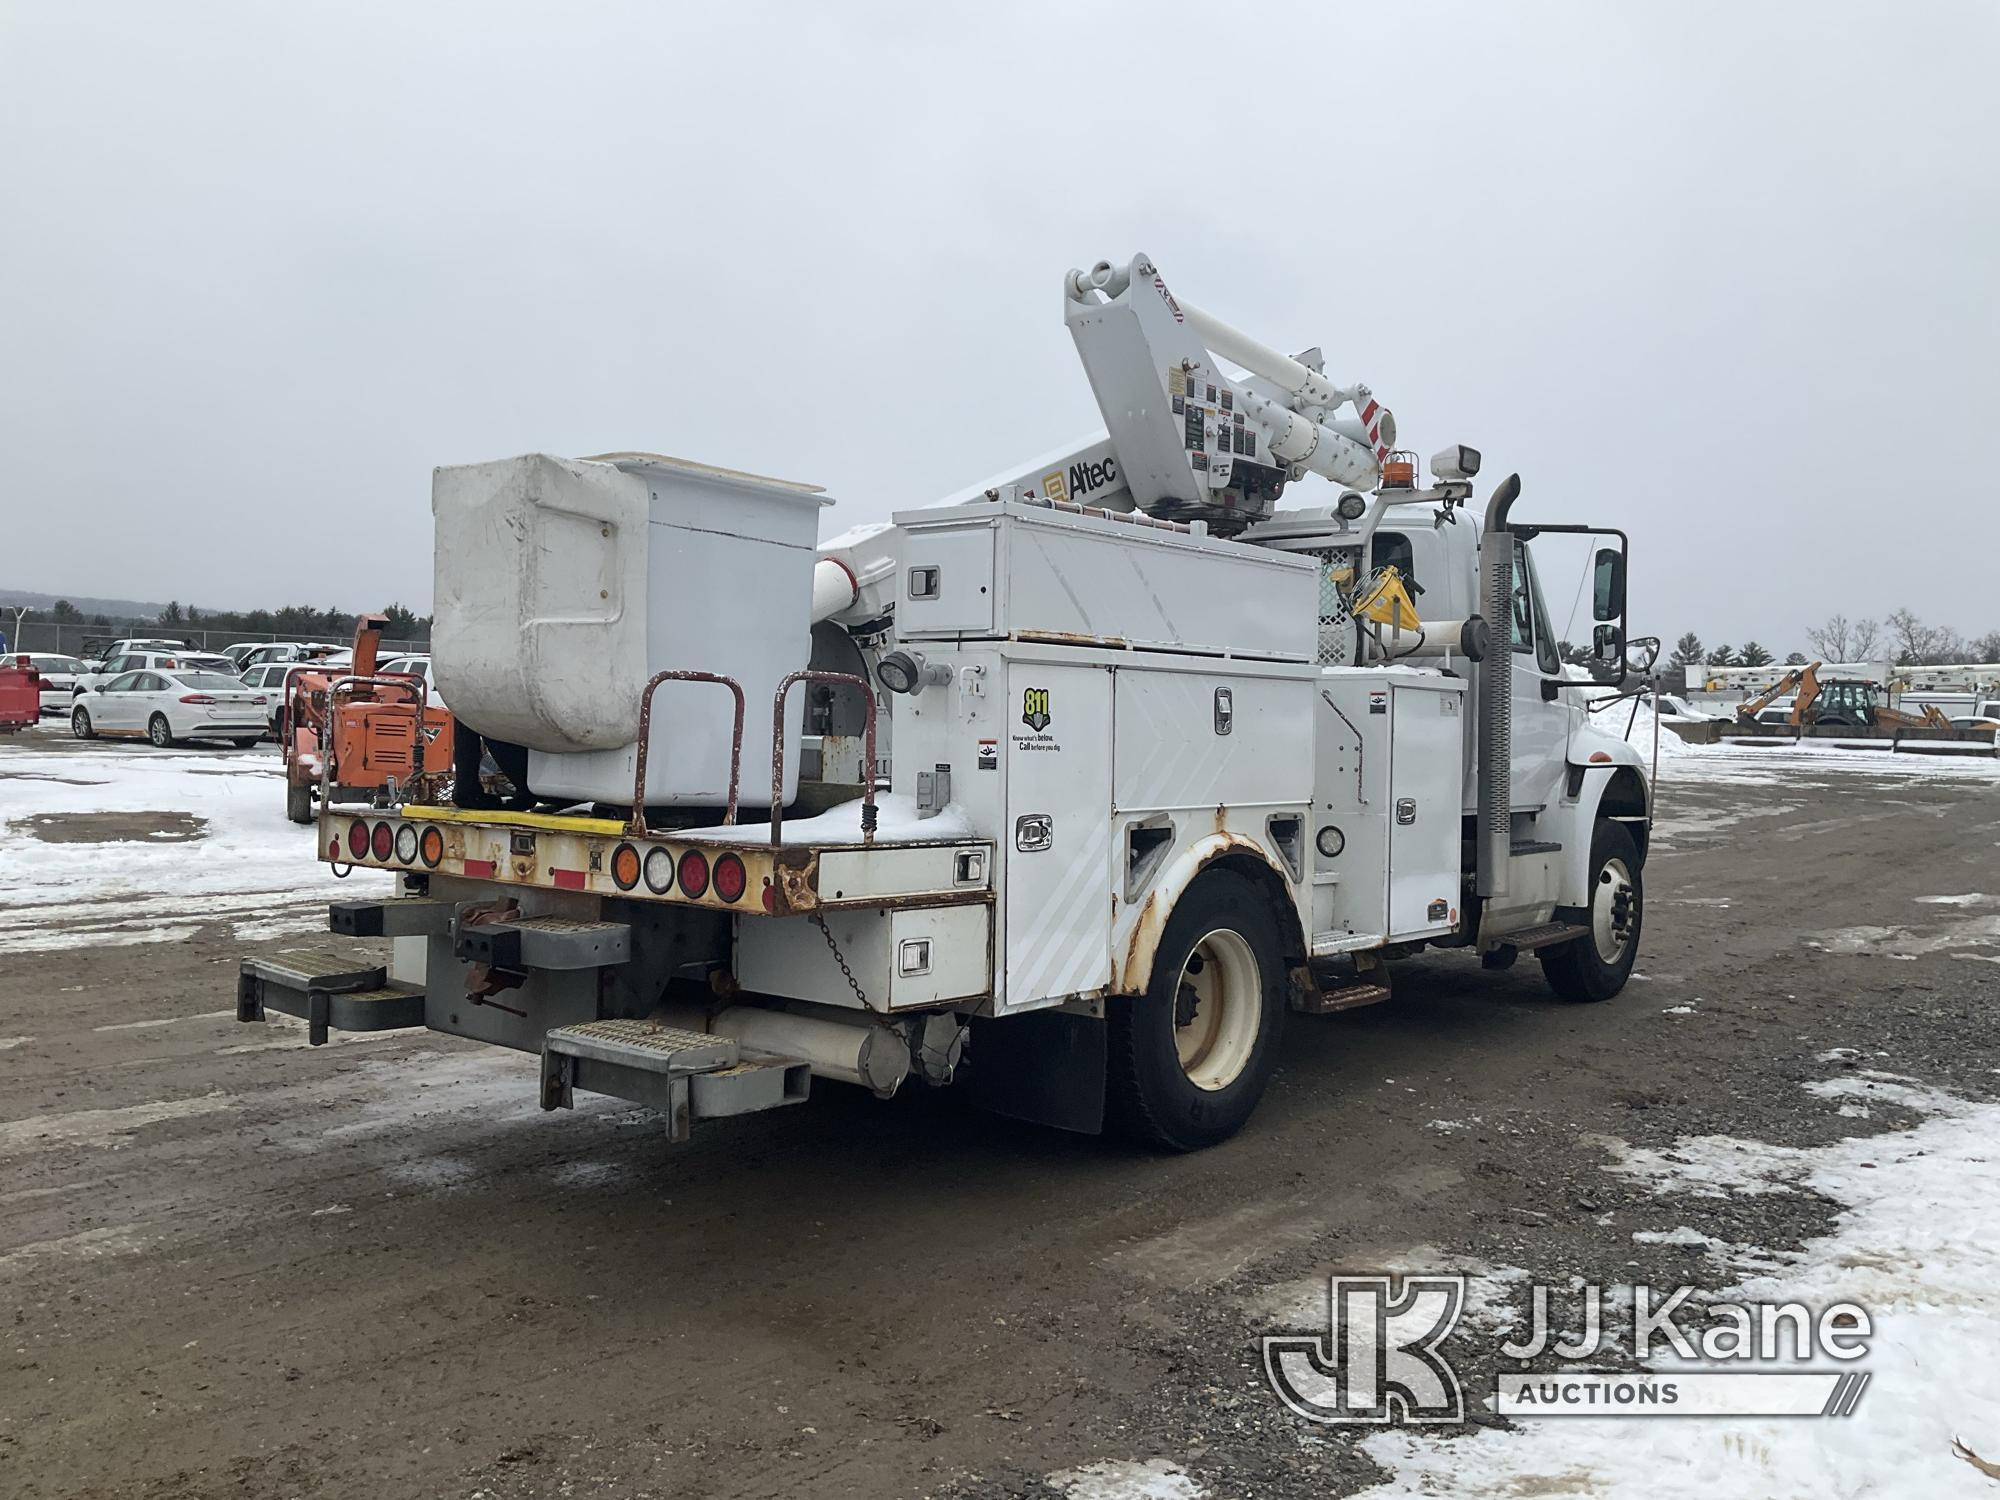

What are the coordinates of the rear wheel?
(1107, 871, 1287, 1151)
(147, 713, 175, 749)
(232, 736, 260, 749)
(1540, 820, 1643, 1002)
(285, 780, 313, 824)
(70, 706, 94, 740)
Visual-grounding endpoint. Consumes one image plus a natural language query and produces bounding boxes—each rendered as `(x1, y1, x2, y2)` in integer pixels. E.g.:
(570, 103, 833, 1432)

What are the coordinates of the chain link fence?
(4, 620, 429, 660)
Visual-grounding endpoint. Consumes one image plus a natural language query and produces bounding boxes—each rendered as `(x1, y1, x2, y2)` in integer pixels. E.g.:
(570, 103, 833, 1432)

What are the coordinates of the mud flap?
(965, 1008, 1106, 1135)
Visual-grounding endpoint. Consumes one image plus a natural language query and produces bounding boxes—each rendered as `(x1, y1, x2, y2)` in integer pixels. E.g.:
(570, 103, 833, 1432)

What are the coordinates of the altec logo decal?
(1043, 456, 1120, 506)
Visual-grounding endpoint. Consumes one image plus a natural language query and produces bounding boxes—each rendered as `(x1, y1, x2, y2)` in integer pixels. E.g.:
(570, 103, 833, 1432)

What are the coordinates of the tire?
(1107, 870, 1287, 1151)
(1540, 820, 1643, 1003)
(285, 780, 314, 825)
(71, 706, 94, 740)
(232, 737, 260, 748)
(147, 713, 175, 749)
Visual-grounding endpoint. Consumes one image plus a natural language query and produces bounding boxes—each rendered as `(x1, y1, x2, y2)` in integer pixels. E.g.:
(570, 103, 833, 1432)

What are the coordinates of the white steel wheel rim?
(1173, 928, 1261, 1092)
(1592, 856, 1636, 964)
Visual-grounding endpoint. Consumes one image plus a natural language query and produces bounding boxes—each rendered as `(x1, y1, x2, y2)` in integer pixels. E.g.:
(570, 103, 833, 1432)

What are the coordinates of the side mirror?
(1625, 635, 1662, 673)
(1593, 622, 1624, 663)
(1592, 547, 1625, 621)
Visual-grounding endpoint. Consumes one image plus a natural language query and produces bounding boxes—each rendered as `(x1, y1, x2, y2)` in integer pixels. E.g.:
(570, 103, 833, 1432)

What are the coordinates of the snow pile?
(1607, 700, 1697, 760)
(0, 743, 389, 951)
(1358, 1074, 2000, 1499)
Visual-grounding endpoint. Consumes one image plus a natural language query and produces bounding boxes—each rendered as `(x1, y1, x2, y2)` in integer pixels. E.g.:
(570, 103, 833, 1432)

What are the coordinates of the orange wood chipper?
(284, 615, 453, 823)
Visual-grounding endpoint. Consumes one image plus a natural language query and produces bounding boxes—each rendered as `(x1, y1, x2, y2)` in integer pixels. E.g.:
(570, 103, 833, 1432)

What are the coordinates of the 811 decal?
(1021, 687, 1051, 732)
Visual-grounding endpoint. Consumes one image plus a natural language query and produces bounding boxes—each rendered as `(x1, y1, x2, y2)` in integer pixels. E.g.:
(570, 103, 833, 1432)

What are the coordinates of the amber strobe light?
(611, 843, 642, 891)
(419, 825, 444, 868)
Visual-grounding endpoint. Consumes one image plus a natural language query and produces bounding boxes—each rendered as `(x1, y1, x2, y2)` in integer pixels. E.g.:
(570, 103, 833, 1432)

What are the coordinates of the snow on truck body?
(242, 253, 1652, 1151)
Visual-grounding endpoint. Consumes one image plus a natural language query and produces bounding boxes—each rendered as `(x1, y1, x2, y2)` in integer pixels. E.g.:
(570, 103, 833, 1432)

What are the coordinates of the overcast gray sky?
(3, 1, 1995, 652)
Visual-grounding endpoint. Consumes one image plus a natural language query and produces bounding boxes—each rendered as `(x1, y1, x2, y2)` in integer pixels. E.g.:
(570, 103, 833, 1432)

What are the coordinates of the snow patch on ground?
(0, 743, 390, 950)
(1358, 1074, 2000, 1499)
(1049, 1458, 1205, 1500)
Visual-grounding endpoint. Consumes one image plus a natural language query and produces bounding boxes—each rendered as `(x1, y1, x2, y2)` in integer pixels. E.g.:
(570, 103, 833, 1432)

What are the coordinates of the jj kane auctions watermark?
(1263, 1275, 1873, 1424)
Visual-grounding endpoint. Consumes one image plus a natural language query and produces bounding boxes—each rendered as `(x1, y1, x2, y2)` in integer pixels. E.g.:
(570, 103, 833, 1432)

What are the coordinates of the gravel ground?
(1, 729, 1996, 1498)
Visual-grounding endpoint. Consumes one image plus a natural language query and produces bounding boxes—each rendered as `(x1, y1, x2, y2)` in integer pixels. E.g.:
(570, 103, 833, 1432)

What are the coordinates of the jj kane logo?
(1021, 686, 1052, 733)
(1263, 1274, 1875, 1425)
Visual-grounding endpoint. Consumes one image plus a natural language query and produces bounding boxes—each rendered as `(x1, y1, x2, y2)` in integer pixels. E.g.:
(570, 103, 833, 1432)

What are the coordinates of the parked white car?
(1647, 691, 1731, 723)
(238, 641, 341, 670)
(239, 661, 321, 736)
(71, 669, 271, 747)
(73, 648, 236, 696)
(17, 652, 86, 715)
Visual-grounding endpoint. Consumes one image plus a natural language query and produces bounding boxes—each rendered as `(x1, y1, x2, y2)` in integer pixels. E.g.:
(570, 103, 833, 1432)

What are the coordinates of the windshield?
(173, 672, 249, 691)
(34, 655, 83, 672)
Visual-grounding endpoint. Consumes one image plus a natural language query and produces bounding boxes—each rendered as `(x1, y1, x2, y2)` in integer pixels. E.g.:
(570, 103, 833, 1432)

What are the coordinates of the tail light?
(677, 849, 710, 899)
(611, 843, 642, 891)
(347, 820, 370, 859)
(370, 822, 393, 860)
(179, 694, 217, 705)
(642, 846, 674, 894)
(394, 823, 419, 863)
(713, 853, 747, 904)
(419, 826, 444, 868)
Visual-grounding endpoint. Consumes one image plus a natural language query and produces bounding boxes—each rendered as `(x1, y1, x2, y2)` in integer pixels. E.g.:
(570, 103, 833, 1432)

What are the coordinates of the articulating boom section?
(1060, 254, 1392, 534)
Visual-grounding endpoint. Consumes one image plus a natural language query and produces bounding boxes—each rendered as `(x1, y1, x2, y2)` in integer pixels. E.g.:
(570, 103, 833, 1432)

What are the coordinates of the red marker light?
(677, 849, 710, 899)
(713, 853, 746, 904)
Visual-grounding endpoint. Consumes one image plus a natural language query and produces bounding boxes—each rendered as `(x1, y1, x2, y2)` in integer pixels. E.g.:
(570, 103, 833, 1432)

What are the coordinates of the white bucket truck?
(237, 254, 1653, 1150)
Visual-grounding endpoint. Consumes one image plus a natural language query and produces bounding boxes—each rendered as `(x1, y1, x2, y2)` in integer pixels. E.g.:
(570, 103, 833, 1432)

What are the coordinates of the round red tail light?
(347, 820, 370, 859)
(419, 826, 444, 868)
(713, 852, 746, 904)
(677, 849, 710, 899)
(371, 822, 393, 860)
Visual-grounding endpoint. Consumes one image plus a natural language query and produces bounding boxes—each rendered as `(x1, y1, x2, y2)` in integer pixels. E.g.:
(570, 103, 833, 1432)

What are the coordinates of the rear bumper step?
(540, 1018, 810, 1141)
(237, 947, 425, 1044)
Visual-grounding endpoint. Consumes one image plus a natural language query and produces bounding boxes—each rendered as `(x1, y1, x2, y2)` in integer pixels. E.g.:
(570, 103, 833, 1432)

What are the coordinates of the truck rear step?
(540, 1018, 811, 1141)
(236, 946, 426, 1044)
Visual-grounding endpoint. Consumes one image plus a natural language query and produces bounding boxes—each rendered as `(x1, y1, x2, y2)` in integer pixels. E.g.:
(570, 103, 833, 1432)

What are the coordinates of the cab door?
(1506, 540, 1569, 813)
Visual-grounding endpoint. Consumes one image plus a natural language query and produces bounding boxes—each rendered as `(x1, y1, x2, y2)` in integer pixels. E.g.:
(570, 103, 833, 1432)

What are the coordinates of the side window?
(106, 671, 141, 692)
(104, 655, 130, 675)
(1370, 531, 1417, 593)
(1510, 540, 1562, 677)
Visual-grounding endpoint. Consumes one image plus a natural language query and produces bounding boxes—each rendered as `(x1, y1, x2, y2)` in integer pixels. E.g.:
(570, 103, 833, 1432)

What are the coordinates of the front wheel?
(71, 706, 94, 740)
(1107, 870, 1287, 1151)
(147, 713, 176, 749)
(1540, 820, 1643, 1002)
